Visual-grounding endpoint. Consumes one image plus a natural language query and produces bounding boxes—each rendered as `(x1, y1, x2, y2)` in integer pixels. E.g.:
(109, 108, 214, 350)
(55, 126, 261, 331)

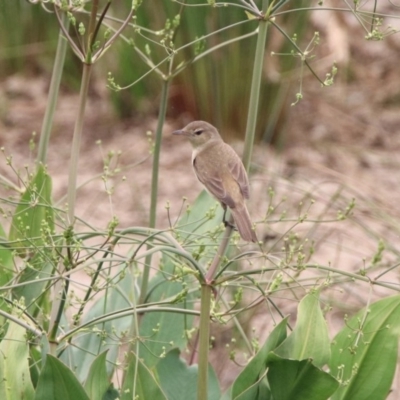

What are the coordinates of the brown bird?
(173, 121, 257, 242)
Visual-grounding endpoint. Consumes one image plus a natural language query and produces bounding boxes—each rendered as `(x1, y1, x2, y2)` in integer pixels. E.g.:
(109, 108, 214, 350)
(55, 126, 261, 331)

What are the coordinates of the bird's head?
(172, 121, 222, 148)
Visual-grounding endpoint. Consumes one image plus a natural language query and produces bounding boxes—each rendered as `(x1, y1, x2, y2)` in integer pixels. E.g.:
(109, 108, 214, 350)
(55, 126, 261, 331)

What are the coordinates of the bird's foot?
(223, 220, 237, 231)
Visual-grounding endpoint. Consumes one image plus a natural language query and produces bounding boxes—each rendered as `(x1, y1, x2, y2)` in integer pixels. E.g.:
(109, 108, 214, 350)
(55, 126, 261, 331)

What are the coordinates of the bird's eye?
(194, 129, 203, 135)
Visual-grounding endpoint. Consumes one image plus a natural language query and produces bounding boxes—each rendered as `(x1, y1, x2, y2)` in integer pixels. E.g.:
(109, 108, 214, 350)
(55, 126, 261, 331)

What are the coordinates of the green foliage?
(157, 348, 221, 400)
(9, 164, 54, 255)
(61, 265, 134, 382)
(231, 317, 288, 399)
(8, 164, 54, 316)
(138, 257, 195, 368)
(0, 320, 35, 400)
(84, 351, 111, 400)
(273, 292, 330, 368)
(230, 294, 339, 400)
(1, 1, 400, 400)
(330, 296, 400, 400)
(267, 355, 339, 400)
(0, 1, 58, 75)
(35, 355, 90, 400)
(121, 352, 168, 400)
(0, 222, 13, 287)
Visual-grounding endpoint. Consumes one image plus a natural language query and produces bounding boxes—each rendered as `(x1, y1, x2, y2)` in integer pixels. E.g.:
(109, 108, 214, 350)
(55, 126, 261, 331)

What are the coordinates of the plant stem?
(66, 63, 93, 225)
(139, 79, 170, 305)
(206, 230, 232, 282)
(37, 11, 69, 166)
(86, 0, 100, 62)
(149, 79, 170, 230)
(197, 284, 212, 400)
(242, 8, 269, 170)
(49, 5, 96, 349)
(49, 279, 70, 347)
(197, 8, 270, 397)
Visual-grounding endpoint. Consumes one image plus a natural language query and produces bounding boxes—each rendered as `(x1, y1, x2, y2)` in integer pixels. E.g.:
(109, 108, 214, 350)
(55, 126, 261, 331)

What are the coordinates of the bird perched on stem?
(173, 121, 257, 243)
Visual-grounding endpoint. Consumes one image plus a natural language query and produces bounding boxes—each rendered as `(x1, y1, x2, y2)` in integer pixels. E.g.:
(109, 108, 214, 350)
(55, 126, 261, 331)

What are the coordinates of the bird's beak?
(172, 129, 189, 136)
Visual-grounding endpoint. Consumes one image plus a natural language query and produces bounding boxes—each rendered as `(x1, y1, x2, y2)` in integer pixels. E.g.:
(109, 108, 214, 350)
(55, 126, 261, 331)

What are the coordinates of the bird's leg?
(221, 204, 236, 230)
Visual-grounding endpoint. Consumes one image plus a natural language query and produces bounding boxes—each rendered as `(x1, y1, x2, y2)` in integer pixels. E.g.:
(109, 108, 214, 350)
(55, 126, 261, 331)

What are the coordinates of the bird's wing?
(193, 157, 236, 208)
(228, 151, 250, 199)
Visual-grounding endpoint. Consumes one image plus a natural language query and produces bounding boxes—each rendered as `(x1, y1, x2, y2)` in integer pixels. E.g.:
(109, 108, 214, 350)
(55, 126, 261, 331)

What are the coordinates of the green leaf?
(0, 222, 13, 286)
(9, 165, 55, 316)
(0, 222, 13, 323)
(9, 164, 54, 256)
(12, 255, 53, 315)
(61, 266, 133, 381)
(231, 318, 288, 399)
(157, 348, 220, 400)
(330, 295, 400, 400)
(121, 351, 167, 400)
(84, 351, 109, 400)
(177, 190, 224, 246)
(274, 292, 330, 367)
(29, 345, 42, 388)
(267, 353, 339, 400)
(0, 320, 35, 400)
(139, 257, 194, 368)
(35, 355, 89, 400)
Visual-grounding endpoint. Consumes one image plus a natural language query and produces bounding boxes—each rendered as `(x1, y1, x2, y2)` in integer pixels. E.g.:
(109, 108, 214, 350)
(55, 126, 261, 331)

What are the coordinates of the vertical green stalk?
(37, 12, 69, 165)
(242, 13, 269, 170)
(139, 78, 170, 305)
(197, 5, 270, 398)
(66, 63, 93, 225)
(49, 4, 97, 348)
(197, 284, 212, 400)
(149, 79, 170, 229)
(49, 63, 92, 349)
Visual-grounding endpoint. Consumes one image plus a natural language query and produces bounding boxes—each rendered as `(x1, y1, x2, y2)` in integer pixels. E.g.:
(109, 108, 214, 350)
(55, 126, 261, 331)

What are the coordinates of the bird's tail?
(231, 204, 257, 243)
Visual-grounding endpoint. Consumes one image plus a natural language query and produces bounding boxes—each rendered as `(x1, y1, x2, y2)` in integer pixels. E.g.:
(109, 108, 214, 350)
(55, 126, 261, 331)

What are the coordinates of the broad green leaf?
(177, 190, 224, 243)
(121, 351, 167, 400)
(330, 295, 400, 400)
(0, 222, 13, 325)
(9, 165, 55, 316)
(12, 255, 53, 316)
(29, 345, 42, 388)
(9, 164, 54, 255)
(61, 266, 133, 381)
(0, 222, 13, 286)
(35, 355, 89, 400)
(139, 257, 194, 368)
(157, 348, 220, 400)
(231, 318, 288, 400)
(267, 353, 339, 400)
(84, 351, 109, 400)
(0, 320, 35, 400)
(274, 292, 330, 367)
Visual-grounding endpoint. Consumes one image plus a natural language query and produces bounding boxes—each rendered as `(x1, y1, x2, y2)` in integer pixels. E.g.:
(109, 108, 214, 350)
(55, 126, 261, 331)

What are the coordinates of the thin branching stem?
(59, 306, 200, 343)
(0, 309, 43, 338)
(139, 66, 172, 305)
(197, 284, 212, 400)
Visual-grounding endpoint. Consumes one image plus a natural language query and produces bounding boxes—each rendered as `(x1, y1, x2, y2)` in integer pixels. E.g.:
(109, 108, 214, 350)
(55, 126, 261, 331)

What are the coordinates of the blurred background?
(0, 0, 319, 143)
(1, 1, 400, 222)
(2, 0, 400, 253)
(2, 0, 400, 251)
